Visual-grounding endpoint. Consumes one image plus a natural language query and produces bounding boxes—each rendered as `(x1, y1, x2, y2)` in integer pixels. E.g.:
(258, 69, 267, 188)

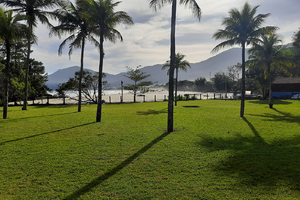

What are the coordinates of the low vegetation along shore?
(1, 100, 300, 199)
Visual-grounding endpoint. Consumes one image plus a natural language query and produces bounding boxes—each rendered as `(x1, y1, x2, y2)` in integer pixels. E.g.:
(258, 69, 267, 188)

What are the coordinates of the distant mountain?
(46, 66, 97, 89)
(46, 47, 248, 89)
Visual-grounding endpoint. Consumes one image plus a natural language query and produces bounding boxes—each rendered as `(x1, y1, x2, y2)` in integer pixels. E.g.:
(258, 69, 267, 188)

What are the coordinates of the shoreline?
(9, 91, 233, 105)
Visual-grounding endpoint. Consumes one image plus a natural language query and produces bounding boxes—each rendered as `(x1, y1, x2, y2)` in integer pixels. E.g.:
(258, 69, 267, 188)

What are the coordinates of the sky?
(29, 0, 300, 75)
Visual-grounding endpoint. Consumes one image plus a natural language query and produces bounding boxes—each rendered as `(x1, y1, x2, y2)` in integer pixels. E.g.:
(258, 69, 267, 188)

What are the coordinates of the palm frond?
(148, 0, 172, 11)
(211, 39, 237, 53)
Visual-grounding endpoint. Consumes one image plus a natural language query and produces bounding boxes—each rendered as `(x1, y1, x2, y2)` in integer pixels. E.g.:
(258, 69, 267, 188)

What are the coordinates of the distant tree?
(124, 66, 152, 103)
(246, 64, 269, 97)
(293, 28, 300, 49)
(212, 2, 277, 117)
(194, 77, 213, 92)
(56, 70, 107, 104)
(177, 80, 194, 90)
(148, 0, 201, 132)
(195, 77, 206, 87)
(162, 53, 191, 106)
(28, 59, 52, 100)
(227, 63, 241, 93)
(211, 72, 233, 92)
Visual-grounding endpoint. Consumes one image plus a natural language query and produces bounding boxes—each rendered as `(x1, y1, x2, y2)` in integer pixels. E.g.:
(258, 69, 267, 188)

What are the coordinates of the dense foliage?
(56, 70, 107, 104)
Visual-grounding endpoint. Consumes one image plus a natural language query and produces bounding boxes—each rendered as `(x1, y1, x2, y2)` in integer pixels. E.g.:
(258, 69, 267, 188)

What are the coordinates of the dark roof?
(273, 77, 300, 84)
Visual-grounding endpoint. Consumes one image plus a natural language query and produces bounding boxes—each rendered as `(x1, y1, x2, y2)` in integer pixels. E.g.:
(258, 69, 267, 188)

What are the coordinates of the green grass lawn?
(1, 100, 300, 199)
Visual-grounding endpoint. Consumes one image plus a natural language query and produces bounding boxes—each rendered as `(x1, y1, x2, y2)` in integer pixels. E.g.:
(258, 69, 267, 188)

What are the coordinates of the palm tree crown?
(212, 3, 276, 53)
(51, 0, 95, 57)
(162, 53, 191, 72)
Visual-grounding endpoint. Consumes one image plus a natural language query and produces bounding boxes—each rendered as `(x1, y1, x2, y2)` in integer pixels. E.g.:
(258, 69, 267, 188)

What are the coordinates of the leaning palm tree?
(0, 0, 59, 110)
(149, 0, 201, 132)
(212, 2, 277, 117)
(162, 53, 191, 106)
(86, 0, 133, 122)
(247, 34, 290, 108)
(50, 0, 95, 112)
(0, 7, 27, 119)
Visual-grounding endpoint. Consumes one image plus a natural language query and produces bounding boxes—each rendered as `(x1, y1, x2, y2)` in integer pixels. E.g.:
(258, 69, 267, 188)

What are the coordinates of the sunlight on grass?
(1, 100, 300, 199)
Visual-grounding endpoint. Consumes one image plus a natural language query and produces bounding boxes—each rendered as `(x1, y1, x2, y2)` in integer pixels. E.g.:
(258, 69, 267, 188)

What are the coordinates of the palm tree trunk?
(3, 43, 10, 119)
(78, 38, 85, 112)
(96, 32, 104, 122)
(240, 42, 246, 117)
(168, 0, 177, 132)
(3, 78, 9, 119)
(175, 67, 178, 106)
(134, 81, 136, 103)
(22, 22, 33, 111)
(267, 64, 273, 108)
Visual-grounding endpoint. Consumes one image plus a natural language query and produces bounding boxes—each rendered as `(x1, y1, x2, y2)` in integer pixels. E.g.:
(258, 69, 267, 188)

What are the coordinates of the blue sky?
(29, 0, 300, 75)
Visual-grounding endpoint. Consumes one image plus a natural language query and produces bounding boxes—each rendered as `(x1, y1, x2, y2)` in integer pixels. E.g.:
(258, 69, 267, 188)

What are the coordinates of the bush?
(177, 95, 184, 101)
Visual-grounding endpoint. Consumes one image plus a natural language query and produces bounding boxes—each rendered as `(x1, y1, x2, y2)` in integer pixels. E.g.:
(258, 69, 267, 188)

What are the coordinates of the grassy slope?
(0, 100, 300, 199)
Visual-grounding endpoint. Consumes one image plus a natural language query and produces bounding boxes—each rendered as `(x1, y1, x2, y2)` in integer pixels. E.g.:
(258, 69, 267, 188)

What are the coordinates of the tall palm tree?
(162, 52, 191, 106)
(212, 2, 277, 117)
(149, 0, 201, 132)
(50, 0, 95, 112)
(0, 0, 59, 110)
(0, 7, 27, 119)
(247, 34, 290, 108)
(86, 0, 133, 122)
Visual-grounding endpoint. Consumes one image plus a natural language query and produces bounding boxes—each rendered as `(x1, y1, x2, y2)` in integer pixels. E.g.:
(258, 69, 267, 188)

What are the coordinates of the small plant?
(177, 94, 184, 101)
(190, 95, 197, 100)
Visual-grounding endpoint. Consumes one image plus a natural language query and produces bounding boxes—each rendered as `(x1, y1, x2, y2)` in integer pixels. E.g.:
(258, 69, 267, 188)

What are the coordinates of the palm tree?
(149, 0, 201, 132)
(291, 28, 300, 76)
(0, 7, 27, 119)
(86, 0, 133, 122)
(247, 34, 290, 108)
(212, 2, 277, 117)
(162, 53, 191, 106)
(50, 0, 95, 112)
(0, 0, 59, 110)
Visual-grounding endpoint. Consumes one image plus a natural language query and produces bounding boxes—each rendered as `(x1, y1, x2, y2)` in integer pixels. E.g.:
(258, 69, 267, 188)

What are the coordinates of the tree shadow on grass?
(31, 104, 77, 109)
(63, 131, 171, 200)
(0, 122, 95, 145)
(197, 117, 300, 190)
(137, 108, 168, 115)
(249, 108, 300, 126)
(1, 111, 78, 121)
(248, 100, 292, 105)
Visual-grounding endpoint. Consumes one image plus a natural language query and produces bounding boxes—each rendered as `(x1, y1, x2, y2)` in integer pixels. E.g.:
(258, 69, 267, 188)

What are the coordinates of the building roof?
(273, 77, 300, 84)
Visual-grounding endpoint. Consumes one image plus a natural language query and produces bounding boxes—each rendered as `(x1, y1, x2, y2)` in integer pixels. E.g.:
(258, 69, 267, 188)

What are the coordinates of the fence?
(8, 92, 234, 106)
